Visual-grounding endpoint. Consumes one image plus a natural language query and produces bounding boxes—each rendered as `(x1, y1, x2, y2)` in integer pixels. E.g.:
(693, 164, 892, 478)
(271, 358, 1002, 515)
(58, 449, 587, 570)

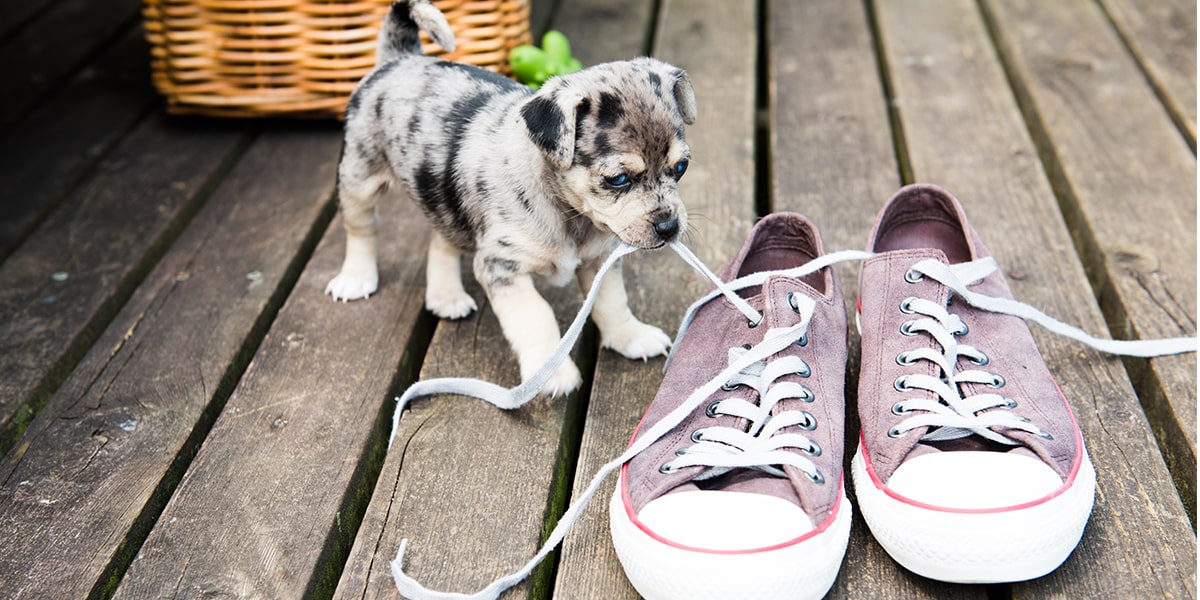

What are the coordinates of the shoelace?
(387, 245, 1195, 600)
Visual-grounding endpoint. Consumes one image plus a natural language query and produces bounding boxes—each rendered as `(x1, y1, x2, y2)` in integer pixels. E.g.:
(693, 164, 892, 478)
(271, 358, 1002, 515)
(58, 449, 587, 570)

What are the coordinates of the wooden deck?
(0, 0, 1195, 598)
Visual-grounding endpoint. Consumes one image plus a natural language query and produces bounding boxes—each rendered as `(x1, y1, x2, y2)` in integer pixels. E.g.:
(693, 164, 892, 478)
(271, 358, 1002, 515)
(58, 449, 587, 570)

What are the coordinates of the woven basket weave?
(143, 0, 531, 118)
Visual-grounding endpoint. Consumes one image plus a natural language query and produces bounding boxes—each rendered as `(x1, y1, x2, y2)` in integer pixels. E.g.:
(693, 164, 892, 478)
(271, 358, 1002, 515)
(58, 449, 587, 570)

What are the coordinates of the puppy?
(327, 0, 697, 396)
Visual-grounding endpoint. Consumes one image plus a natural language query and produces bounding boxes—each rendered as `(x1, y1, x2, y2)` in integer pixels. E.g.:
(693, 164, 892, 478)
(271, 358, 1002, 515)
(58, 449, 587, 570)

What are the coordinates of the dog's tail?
(376, 0, 456, 64)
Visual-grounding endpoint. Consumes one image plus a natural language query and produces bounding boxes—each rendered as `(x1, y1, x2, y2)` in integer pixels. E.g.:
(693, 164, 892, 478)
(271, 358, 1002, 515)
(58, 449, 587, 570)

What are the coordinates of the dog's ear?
(520, 84, 584, 169)
(672, 69, 698, 125)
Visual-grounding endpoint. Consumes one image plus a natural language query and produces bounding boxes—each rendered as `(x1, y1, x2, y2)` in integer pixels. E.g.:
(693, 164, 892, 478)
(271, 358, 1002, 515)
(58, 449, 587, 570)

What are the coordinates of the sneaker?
(610, 213, 853, 600)
(851, 184, 1096, 583)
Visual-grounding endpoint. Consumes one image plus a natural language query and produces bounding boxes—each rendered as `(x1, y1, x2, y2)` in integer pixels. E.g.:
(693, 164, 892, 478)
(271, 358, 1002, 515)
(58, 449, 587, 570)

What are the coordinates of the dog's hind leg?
(326, 171, 388, 301)
(425, 231, 477, 319)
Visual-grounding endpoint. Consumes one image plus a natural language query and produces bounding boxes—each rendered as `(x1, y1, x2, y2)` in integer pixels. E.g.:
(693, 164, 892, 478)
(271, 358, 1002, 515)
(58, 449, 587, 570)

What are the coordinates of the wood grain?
(0, 115, 249, 456)
(0, 126, 340, 600)
(1097, 0, 1196, 149)
(0, 26, 155, 262)
(981, 0, 1197, 529)
(554, 0, 759, 597)
(878, 1, 1195, 598)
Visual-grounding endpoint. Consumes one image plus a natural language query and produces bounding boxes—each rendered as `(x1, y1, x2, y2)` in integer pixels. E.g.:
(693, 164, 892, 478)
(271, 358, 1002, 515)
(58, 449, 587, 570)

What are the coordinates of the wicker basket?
(143, 0, 531, 118)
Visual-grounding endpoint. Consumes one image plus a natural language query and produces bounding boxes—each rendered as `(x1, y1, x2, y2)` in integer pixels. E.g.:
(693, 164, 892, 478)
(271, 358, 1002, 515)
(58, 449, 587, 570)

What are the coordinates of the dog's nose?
(653, 217, 680, 241)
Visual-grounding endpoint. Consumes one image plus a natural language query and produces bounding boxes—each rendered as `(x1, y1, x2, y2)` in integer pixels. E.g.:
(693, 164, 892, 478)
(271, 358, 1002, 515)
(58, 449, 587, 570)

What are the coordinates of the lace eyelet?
(748, 315, 762, 328)
(799, 386, 815, 402)
(796, 363, 811, 378)
(705, 400, 722, 417)
(969, 353, 990, 366)
(988, 374, 1006, 388)
(798, 411, 817, 431)
(899, 296, 918, 314)
(887, 426, 906, 438)
(690, 429, 705, 443)
(891, 402, 910, 415)
(795, 333, 808, 347)
(896, 352, 917, 366)
(1036, 431, 1054, 440)
(1001, 397, 1018, 409)
(899, 320, 919, 336)
(804, 442, 822, 457)
(787, 291, 801, 313)
(720, 381, 738, 391)
(659, 463, 679, 474)
(955, 322, 969, 336)
(893, 376, 911, 393)
(904, 269, 925, 284)
(806, 469, 826, 485)
(675, 448, 688, 456)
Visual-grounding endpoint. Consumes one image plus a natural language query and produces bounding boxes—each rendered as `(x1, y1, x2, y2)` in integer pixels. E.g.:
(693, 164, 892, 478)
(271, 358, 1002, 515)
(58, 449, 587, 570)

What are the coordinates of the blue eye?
(605, 173, 631, 189)
(673, 159, 689, 178)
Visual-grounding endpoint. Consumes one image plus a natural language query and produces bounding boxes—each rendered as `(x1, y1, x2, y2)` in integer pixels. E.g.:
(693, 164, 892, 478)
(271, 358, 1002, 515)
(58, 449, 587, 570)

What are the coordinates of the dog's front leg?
(578, 258, 671, 360)
(481, 270, 582, 397)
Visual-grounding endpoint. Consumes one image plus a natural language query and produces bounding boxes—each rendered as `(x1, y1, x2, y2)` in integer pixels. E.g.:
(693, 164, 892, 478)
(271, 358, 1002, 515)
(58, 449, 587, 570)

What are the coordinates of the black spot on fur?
(516, 189, 534, 213)
(373, 92, 387, 121)
(521, 96, 565, 159)
(648, 71, 662, 91)
(483, 256, 520, 287)
(597, 92, 624, 128)
(593, 132, 613, 157)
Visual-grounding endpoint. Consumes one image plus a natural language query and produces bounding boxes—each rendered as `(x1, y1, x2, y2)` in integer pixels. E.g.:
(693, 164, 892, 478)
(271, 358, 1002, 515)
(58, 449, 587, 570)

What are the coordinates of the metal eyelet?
(795, 333, 808, 347)
(899, 320, 919, 336)
(804, 442, 822, 457)
(955, 322, 969, 336)
(899, 297, 918, 314)
(720, 381, 738, 391)
(787, 291, 801, 313)
(988, 374, 1006, 389)
(904, 269, 925, 284)
(705, 400, 722, 417)
(893, 376, 911, 393)
(798, 411, 817, 431)
(659, 463, 679, 474)
(799, 386, 815, 402)
(806, 469, 826, 485)
(896, 352, 917, 366)
(1036, 431, 1055, 440)
(891, 402, 910, 415)
(690, 429, 706, 443)
(887, 426, 905, 438)
(748, 315, 763, 328)
(796, 362, 811, 378)
(1001, 397, 1018, 409)
(969, 353, 990, 366)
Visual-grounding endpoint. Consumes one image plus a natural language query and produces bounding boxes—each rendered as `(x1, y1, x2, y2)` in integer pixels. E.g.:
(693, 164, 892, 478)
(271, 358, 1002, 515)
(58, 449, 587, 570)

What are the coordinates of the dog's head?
(519, 57, 696, 249)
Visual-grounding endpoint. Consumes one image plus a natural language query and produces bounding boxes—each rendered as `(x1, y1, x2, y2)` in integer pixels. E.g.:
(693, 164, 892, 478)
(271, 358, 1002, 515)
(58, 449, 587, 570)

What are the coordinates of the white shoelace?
(387, 244, 1196, 600)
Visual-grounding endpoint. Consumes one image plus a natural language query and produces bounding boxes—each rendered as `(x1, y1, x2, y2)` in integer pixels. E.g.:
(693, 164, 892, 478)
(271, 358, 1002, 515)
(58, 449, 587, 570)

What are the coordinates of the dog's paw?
(534, 360, 583, 398)
(602, 321, 672, 360)
(426, 288, 477, 320)
(326, 269, 378, 302)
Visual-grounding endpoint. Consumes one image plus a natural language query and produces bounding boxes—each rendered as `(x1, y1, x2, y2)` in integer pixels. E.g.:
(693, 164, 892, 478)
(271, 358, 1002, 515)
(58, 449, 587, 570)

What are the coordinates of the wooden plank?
(768, 1, 984, 598)
(1098, 0, 1196, 149)
(0, 0, 54, 42)
(0, 0, 140, 133)
(0, 115, 249, 456)
(115, 158, 432, 599)
(981, 0, 1198, 528)
(0, 125, 340, 600)
(877, 0, 1196, 597)
(0, 26, 156, 262)
(553, 0, 760, 597)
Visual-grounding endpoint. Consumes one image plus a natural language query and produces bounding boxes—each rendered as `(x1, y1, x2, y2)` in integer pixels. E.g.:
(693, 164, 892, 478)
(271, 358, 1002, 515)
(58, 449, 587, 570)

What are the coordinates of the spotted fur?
(327, 0, 698, 396)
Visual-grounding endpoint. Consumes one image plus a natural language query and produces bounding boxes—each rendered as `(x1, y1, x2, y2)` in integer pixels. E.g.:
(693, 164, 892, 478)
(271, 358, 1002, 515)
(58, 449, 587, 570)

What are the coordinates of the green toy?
(509, 31, 583, 89)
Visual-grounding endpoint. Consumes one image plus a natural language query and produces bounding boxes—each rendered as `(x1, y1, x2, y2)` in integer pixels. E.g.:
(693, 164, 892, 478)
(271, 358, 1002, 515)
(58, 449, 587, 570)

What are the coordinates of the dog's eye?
(604, 173, 631, 189)
(673, 159, 689, 179)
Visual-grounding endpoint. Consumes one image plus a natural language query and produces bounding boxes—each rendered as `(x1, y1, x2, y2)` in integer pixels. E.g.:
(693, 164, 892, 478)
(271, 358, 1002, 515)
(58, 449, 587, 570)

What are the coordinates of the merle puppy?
(327, 0, 697, 396)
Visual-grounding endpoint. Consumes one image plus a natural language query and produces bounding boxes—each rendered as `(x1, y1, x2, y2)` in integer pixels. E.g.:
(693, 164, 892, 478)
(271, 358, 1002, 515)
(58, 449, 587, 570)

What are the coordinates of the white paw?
(326, 269, 378, 302)
(531, 360, 582, 398)
(602, 321, 672, 360)
(426, 288, 477, 320)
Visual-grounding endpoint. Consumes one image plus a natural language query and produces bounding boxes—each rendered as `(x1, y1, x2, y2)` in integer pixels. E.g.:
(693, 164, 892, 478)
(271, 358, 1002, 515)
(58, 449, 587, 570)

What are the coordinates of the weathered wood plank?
(878, 0, 1196, 598)
(0, 115, 250, 456)
(109, 143, 427, 600)
(1097, 0, 1196, 149)
(0, 0, 54, 47)
(0, 25, 156, 262)
(981, 0, 1197, 529)
(769, 1, 983, 598)
(554, 0, 760, 597)
(0, 125, 340, 600)
(0, 0, 140, 133)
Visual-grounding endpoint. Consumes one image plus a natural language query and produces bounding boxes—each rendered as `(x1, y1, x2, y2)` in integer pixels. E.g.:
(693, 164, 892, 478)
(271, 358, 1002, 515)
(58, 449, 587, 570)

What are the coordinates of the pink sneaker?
(852, 184, 1095, 583)
(610, 213, 852, 600)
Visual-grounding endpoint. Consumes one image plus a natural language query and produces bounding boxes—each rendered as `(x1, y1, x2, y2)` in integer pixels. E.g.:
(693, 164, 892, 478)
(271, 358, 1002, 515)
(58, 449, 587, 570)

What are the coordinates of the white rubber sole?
(608, 483, 852, 600)
(851, 444, 1096, 583)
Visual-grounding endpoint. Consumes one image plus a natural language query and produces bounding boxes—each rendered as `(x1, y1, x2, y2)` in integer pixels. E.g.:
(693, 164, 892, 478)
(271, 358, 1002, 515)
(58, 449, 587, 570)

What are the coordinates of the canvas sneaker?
(610, 213, 854, 600)
(851, 183, 1096, 583)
